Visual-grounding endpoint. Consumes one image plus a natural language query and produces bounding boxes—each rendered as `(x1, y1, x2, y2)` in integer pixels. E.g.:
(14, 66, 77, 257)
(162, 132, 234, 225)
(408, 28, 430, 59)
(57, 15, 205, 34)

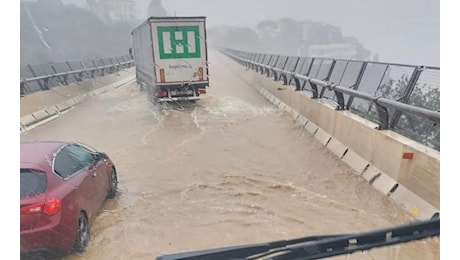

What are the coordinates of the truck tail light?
(198, 89, 206, 94)
(155, 90, 168, 98)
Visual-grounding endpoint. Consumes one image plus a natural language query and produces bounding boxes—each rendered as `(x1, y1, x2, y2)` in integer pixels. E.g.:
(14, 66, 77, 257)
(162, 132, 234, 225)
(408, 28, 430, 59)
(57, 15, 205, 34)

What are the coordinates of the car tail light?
(21, 198, 61, 216)
(43, 198, 61, 215)
(21, 204, 43, 214)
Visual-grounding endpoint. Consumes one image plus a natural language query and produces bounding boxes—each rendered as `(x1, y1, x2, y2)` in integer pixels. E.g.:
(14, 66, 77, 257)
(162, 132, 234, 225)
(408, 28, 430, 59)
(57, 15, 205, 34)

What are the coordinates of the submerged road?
(20, 50, 439, 259)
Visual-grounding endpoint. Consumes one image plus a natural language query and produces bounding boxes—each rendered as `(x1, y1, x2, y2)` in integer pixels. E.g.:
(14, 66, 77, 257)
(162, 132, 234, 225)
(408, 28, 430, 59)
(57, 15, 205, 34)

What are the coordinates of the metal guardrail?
(20, 55, 134, 95)
(220, 48, 440, 150)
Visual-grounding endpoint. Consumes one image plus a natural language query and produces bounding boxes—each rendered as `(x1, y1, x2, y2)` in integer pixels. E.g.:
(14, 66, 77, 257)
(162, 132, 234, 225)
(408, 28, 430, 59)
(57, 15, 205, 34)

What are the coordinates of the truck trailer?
(131, 16, 209, 102)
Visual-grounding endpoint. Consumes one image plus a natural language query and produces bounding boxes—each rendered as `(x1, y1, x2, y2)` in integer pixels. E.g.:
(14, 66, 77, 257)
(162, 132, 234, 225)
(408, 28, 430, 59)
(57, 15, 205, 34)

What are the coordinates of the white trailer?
(131, 16, 209, 102)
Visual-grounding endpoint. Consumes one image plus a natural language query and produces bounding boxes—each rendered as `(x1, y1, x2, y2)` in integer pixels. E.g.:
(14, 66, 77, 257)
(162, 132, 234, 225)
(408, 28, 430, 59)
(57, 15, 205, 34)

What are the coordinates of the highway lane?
(20, 50, 439, 259)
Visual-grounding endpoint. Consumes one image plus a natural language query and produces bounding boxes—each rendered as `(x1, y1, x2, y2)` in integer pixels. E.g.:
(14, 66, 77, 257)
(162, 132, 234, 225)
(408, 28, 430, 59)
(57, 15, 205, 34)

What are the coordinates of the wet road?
(20, 50, 439, 259)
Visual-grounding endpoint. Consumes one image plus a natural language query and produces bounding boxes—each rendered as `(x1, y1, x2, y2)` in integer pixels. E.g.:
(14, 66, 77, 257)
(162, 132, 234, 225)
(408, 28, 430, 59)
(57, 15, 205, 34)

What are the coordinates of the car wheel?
(107, 167, 118, 199)
(73, 212, 89, 253)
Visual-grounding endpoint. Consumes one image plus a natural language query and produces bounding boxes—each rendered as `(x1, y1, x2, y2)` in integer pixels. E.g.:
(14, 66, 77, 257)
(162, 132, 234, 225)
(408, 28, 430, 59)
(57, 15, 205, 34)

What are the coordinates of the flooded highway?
(20, 50, 439, 259)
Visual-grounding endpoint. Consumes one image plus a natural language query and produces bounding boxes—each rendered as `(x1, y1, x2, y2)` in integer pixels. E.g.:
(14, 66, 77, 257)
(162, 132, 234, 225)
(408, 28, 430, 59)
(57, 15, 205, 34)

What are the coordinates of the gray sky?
(136, 0, 440, 67)
(57, 0, 440, 66)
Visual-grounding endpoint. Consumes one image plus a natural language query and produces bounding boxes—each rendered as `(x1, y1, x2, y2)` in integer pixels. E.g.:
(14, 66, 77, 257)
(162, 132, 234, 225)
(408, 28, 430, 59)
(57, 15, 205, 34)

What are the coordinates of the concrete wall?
(237, 65, 440, 220)
(20, 68, 136, 131)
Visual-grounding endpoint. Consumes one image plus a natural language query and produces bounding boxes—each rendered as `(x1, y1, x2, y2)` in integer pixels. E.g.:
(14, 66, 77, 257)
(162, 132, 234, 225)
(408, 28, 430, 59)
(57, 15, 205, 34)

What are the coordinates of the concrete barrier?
(363, 165, 398, 195)
(20, 114, 36, 127)
(314, 128, 332, 146)
(342, 149, 370, 175)
(55, 101, 72, 112)
(304, 121, 318, 136)
(32, 109, 52, 122)
(20, 73, 136, 131)
(291, 111, 300, 122)
(389, 184, 439, 219)
(67, 98, 78, 106)
(287, 107, 296, 118)
(295, 114, 308, 127)
(279, 102, 287, 110)
(73, 95, 83, 104)
(243, 68, 440, 218)
(326, 138, 348, 159)
(45, 106, 59, 116)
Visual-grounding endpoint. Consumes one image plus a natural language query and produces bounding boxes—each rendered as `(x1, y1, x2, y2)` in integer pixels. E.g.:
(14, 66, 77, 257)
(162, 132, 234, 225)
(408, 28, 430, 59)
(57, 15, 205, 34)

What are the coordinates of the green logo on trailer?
(158, 26, 201, 59)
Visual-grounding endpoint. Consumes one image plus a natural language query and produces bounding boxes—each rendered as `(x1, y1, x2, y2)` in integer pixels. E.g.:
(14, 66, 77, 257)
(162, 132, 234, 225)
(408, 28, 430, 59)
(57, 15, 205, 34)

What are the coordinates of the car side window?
(67, 144, 96, 167)
(53, 144, 95, 178)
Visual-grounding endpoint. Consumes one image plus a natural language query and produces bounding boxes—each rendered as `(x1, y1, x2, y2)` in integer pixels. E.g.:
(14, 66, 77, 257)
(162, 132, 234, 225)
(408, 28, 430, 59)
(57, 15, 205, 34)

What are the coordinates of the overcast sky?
(51, 0, 441, 66)
(134, 0, 440, 67)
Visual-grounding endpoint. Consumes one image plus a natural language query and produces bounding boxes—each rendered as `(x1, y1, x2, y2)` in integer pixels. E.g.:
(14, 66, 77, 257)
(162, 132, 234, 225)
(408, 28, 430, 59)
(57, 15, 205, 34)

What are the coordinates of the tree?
(273, 18, 303, 55)
(374, 73, 440, 149)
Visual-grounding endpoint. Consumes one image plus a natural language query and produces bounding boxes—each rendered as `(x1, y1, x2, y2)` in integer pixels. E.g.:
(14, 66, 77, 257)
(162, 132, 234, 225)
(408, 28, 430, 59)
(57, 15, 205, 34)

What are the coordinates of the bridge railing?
(20, 55, 134, 96)
(220, 48, 440, 150)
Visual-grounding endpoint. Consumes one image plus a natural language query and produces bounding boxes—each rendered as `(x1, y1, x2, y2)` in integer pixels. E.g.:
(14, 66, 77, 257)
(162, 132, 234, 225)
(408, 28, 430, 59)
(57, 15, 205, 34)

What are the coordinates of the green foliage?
(376, 74, 409, 100)
(374, 71, 440, 149)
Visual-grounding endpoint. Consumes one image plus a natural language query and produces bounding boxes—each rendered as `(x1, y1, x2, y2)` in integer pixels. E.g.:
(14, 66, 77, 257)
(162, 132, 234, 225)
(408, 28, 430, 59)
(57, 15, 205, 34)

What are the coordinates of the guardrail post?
(52, 64, 68, 85)
(115, 57, 122, 72)
(27, 64, 47, 90)
(346, 62, 368, 109)
(319, 60, 336, 98)
(375, 98, 389, 130)
(66, 61, 79, 82)
(100, 59, 107, 75)
(389, 66, 424, 128)
(288, 58, 300, 87)
(20, 81, 27, 96)
(301, 58, 314, 91)
(310, 80, 319, 99)
(334, 85, 346, 110)
(294, 78, 301, 91)
(44, 77, 50, 90)
(79, 60, 88, 80)
(92, 60, 101, 77)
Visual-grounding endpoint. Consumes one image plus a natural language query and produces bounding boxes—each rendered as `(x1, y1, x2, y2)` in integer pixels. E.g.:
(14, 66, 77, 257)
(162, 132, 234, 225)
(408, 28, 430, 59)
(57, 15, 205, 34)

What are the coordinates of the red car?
(20, 141, 118, 259)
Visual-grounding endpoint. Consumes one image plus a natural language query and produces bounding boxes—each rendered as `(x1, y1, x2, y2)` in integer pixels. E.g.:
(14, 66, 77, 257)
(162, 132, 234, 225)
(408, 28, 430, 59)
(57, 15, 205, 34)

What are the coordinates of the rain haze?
(50, 0, 440, 66)
(17, 0, 445, 260)
(143, 0, 440, 66)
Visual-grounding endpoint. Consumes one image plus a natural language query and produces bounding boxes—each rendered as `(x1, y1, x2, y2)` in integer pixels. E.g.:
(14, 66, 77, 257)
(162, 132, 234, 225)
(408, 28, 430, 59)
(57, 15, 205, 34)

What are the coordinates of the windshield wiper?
(156, 216, 439, 260)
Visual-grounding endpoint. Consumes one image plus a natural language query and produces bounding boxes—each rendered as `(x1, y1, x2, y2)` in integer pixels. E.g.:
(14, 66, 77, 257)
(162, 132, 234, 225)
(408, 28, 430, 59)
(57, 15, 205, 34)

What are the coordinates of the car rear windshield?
(20, 169, 47, 199)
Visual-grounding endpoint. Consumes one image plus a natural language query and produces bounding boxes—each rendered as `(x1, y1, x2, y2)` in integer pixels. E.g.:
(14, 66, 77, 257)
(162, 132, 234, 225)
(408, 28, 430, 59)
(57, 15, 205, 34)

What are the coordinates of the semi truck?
(131, 16, 209, 102)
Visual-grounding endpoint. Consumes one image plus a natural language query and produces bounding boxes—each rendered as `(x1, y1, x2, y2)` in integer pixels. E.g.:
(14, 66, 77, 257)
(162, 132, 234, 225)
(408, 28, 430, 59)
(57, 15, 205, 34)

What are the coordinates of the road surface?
(20, 50, 439, 259)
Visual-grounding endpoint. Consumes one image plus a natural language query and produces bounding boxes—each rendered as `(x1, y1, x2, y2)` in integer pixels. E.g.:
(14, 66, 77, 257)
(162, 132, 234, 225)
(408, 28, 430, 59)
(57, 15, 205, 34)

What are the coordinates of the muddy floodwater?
(20, 51, 439, 259)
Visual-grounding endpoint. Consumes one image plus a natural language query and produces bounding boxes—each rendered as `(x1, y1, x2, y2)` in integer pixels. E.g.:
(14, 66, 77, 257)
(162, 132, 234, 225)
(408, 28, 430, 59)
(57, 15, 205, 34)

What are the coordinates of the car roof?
(20, 141, 69, 172)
